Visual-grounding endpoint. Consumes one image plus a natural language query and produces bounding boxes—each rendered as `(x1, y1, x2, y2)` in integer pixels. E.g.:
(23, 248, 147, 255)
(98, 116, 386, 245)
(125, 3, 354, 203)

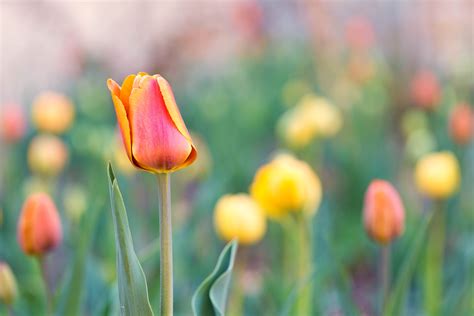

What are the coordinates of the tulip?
(345, 16, 375, 51)
(410, 71, 441, 110)
(449, 103, 473, 145)
(363, 180, 405, 244)
(32, 91, 75, 134)
(17, 193, 62, 256)
(107, 73, 197, 173)
(27, 134, 68, 176)
(415, 151, 460, 199)
(0, 262, 18, 306)
(214, 194, 266, 245)
(0, 104, 27, 143)
(277, 94, 343, 148)
(250, 154, 322, 219)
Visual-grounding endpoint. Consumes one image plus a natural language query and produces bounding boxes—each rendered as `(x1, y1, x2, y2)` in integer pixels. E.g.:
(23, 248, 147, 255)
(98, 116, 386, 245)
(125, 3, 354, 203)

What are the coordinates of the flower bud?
(107, 73, 197, 173)
(32, 91, 75, 134)
(410, 71, 441, 110)
(214, 194, 266, 245)
(27, 134, 68, 176)
(415, 151, 460, 199)
(363, 180, 405, 244)
(17, 193, 62, 256)
(1, 104, 27, 143)
(345, 16, 375, 51)
(0, 262, 18, 305)
(250, 154, 322, 219)
(449, 103, 473, 145)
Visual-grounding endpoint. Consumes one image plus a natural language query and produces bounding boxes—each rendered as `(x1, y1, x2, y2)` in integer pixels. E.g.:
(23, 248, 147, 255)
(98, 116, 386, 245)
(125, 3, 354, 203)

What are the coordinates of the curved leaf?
(107, 163, 154, 316)
(192, 240, 238, 316)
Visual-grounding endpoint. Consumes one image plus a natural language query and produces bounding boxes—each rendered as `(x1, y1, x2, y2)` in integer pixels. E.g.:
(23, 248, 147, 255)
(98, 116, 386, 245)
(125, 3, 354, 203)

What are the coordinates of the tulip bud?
(27, 134, 68, 176)
(107, 73, 197, 173)
(363, 180, 405, 244)
(214, 194, 266, 245)
(32, 91, 75, 134)
(0, 262, 18, 305)
(1, 104, 27, 143)
(278, 95, 343, 148)
(449, 103, 473, 145)
(17, 193, 62, 256)
(345, 16, 375, 51)
(415, 151, 461, 199)
(250, 154, 322, 219)
(410, 71, 441, 110)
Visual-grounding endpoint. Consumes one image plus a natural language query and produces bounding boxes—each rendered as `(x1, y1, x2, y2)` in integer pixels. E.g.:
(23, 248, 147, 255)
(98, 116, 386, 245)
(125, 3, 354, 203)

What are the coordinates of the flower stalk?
(380, 245, 390, 313)
(158, 173, 173, 316)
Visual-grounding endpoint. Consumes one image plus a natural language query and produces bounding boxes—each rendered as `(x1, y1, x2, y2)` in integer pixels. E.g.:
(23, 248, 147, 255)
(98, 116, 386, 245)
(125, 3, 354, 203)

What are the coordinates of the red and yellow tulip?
(107, 73, 197, 173)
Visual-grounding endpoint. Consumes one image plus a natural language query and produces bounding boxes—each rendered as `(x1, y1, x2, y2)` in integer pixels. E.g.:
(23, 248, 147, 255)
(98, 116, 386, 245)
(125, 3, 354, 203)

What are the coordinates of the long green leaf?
(383, 213, 433, 316)
(192, 240, 238, 316)
(107, 163, 153, 316)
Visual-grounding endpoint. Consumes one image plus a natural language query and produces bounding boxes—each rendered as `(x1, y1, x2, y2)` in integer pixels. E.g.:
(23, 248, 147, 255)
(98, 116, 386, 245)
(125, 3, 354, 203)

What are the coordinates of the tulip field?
(1, 2, 473, 316)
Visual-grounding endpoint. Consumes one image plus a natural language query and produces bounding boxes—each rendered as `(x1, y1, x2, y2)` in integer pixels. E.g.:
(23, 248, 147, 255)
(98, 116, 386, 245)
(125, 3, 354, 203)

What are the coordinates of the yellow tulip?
(415, 152, 461, 199)
(27, 134, 69, 176)
(0, 262, 18, 306)
(278, 94, 342, 148)
(250, 154, 322, 219)
(32, 91, 75, 134)
(214, 194, 266, 245)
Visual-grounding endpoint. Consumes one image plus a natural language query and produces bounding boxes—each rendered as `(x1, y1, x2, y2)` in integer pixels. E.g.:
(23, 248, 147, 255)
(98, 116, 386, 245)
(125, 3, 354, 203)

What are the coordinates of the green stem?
(157, 173, 173, 316)
(380, 245, 390, 315)
(424, 201, 445, 316)
(295, 214, 312, 316)
(37, 256, 52, 314)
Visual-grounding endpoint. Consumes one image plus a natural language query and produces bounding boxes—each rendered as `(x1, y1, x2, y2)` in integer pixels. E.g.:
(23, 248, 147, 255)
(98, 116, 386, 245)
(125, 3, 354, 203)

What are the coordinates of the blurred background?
(1, 1, 473, 315)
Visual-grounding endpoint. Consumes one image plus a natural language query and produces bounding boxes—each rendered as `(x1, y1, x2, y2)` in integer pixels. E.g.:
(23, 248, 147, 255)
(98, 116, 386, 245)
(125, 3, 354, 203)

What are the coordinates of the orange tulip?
(107, 73, 197, 173)
(1, 104, 27, 143)
(449, 103, 473, 145)
(17, 193, 62, 256)
(410, 71, 440, 110)
(363, 180, 405, 244)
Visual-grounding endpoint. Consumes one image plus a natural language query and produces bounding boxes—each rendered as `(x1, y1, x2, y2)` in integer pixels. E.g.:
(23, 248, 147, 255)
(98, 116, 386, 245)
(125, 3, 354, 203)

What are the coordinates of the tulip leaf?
(107, 163, 154, 316)
(383, 213, 433, 316)
(192, 240, 238, 316)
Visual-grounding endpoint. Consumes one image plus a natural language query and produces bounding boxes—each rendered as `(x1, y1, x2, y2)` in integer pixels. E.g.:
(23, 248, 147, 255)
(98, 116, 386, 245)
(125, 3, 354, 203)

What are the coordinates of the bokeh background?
(1, 1, 473, 315)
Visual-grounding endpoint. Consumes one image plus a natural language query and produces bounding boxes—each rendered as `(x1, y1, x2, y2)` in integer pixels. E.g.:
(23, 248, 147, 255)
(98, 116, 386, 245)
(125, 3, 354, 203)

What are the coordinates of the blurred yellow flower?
(278, 94, 343, 148)
(28, 134, 68, 176)
(32, 91, 75, 134)
(0, 262, 18, 306)
(405, 129, 436, 162)
(250, 154, 322, 219)
(401, 109, 428, 137)
(415, 151, 460, 199)
(178, 132, 212, 182)
(63, 185, 87, 224)
(214, 194, 266, 245)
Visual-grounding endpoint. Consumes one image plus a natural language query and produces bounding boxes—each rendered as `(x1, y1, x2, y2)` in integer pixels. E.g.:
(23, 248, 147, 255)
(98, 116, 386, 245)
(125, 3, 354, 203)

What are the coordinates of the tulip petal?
(110, 94, 133, 161)
(129, 76, 192, 172)
(107, 79, 121, 97)
(120, 75, 136, 113)
(155, 76, 193, 142)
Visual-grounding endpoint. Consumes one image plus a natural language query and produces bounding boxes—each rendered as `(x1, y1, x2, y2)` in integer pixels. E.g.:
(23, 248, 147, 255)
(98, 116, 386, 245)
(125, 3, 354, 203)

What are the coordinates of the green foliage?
(107, 164, 154, 316)
(192, 240, 238, 316)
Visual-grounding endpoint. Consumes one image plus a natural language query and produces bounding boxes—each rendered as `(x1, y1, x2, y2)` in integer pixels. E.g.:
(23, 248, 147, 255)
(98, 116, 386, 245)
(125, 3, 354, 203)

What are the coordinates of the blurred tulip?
(107, 73, 197, 173)
(0, 104, 27, 143)
(112, 133, 136, 175)
(345, 16, 375, 51)
(347, 55, 375, 84)
(278, 94, 343, 148)
(63, 185, 87, 224)
(363, 180, 405, 244)
(32, 91, 75, 134)
(410, 71, 441, 110)
(449, 103, 473, 145)
(415, 152, 460, 199)
(178, 132, 212, 181)
(27, 134, 68, 176)
(401, 109, 429, 137)
(281, 79, 312, 107)
(250, 154, 322, 219)
(214, 194, 266, 245)
(405, 129, 437, 162)
(0, 262, 18, 306)
(17, 193, 62, 256)
(232, 0, 263, 41)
